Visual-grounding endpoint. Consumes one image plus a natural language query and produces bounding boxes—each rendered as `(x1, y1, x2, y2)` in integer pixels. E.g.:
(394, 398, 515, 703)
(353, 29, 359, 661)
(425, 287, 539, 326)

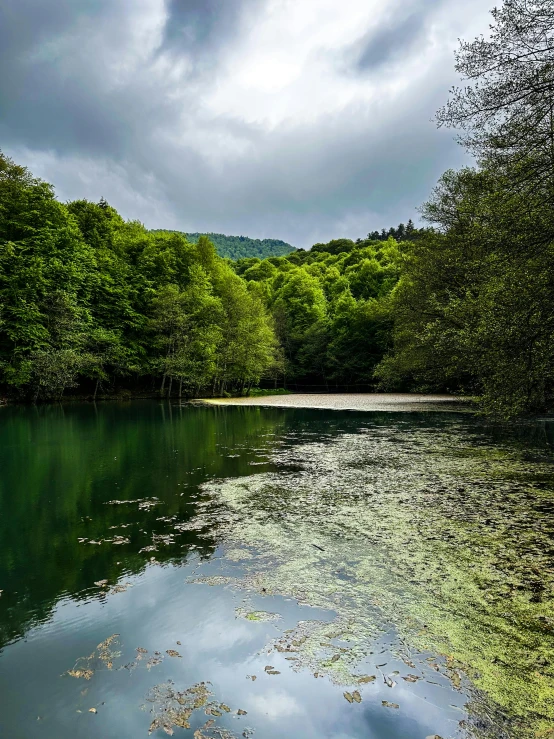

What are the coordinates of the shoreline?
(200, 392, 472, 413)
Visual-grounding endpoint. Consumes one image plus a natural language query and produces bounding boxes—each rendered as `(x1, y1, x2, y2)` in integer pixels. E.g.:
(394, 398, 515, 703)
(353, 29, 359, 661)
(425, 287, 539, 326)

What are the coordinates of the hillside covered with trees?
(1, 0, 553, 418)
(234, 232, 420, 388)
(153, 231, 295, 261)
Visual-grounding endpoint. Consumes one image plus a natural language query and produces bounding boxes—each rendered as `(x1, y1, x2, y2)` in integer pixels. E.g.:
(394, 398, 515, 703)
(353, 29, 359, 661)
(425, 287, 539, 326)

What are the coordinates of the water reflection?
(0, 401, 552, 738)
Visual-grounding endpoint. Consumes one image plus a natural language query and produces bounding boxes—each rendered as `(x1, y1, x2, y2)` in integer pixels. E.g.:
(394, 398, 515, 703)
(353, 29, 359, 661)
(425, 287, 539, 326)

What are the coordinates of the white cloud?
(249, 689, 304, 720)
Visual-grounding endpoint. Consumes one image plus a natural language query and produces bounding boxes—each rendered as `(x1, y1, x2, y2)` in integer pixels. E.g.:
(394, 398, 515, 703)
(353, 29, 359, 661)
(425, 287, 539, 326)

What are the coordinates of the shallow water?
(0, 401, 553, 739)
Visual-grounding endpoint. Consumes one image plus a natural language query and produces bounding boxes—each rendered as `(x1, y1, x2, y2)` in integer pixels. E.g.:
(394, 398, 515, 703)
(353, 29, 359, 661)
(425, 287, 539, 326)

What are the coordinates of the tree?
(0, 152, 95, 398)
(376, 165, 554, 415)
(0, 153, 280, 401)
(437, 0, 554, 192)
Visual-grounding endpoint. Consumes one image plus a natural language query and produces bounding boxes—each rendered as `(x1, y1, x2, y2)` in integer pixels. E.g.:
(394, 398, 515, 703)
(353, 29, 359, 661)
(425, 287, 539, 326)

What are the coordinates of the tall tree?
(437, 0, 554, 192)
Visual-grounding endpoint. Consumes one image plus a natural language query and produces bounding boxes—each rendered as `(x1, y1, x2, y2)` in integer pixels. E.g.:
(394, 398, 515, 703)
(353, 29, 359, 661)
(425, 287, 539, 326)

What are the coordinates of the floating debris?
(152, 534, 175, 546)
(235, 608, 281, 622)
(105, 498, 160, 508)
(356, 675, 376, 684)
(189, 576, 237, 587)
(166, 650, 182, 658)
(67, 634, 121, 680)
(382, 701, 399, 709)
(144, 681, 243, 738)
(110, 535, 130, 545)
(67, 668, 94, 680)
(94, 580, 108, 587)
(383, 674, 396, 688)
(139, 500, 161, 511)
(110, 582, 132, 595)
(146, 656, 164, 670)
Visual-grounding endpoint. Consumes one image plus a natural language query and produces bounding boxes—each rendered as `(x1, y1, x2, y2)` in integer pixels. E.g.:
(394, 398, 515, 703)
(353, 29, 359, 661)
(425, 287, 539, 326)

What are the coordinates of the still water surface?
(0, 401, 553, 739)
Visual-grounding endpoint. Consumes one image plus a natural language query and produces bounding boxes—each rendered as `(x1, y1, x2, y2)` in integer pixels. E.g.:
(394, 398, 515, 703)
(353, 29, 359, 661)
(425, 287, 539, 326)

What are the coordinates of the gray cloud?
(162, 0, 260, 54)
(0, 0, 490, 248)
(355, 14, 429, 71)
(350, 0, 450, 72)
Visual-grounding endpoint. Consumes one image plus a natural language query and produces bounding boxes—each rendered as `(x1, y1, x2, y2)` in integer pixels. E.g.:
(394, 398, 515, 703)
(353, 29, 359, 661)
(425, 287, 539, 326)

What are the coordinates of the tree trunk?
(168, 375, 173, 398)
(160, 373, 166, 394)
(93, 379, 99, 400)
(179, 378, 183, 399)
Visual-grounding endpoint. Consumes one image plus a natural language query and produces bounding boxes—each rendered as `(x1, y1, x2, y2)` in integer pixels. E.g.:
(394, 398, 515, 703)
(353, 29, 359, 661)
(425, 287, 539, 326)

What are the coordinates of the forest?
(153, 231, 295, 261)
(0, 166, 278, 401)
(0, 0, 553, 417)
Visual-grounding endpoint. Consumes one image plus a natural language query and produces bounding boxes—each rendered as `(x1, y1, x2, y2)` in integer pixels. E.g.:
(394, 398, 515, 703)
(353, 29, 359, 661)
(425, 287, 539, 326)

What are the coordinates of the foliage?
(3, 0, 554, 416)
(0, 153, 278, 400)
(437, 0, 554, 190)
(153, 230, 295, 261)
(376, 0, 554, 417)
(236, 237, 403, 385)
(365, 220, 429, 242)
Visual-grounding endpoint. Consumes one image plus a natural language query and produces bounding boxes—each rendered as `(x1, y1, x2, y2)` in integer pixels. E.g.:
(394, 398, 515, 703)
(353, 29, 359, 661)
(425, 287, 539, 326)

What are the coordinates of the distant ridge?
(187, 232, 295, 260)
(152, 230, 295, 260)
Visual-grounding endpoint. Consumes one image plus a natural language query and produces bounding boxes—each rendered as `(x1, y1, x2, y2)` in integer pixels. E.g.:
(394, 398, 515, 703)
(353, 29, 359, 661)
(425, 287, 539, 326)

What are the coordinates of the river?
(0, 400, 552, 739)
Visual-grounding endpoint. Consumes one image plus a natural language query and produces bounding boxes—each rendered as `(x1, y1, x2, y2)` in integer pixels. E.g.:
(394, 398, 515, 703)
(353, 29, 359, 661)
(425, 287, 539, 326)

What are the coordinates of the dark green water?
(0, 401, 553, 739)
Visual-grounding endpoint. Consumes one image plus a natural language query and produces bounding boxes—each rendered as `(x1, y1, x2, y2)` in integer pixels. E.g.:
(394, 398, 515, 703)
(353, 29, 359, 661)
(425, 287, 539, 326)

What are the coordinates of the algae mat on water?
(188, 420, 554, 738)
(1, 402, 553, 739)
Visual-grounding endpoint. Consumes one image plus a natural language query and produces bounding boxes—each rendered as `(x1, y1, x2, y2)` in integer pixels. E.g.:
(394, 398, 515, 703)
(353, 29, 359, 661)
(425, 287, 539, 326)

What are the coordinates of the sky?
(0, 0, 493, 248)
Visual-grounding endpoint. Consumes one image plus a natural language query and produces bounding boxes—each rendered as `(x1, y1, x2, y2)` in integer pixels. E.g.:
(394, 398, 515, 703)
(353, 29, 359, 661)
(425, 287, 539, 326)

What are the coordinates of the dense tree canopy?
(0, 153, 278, 400)
(153, 231, 295, 261)
(235, 237, 402, 386)
(377, 0, 554, 416)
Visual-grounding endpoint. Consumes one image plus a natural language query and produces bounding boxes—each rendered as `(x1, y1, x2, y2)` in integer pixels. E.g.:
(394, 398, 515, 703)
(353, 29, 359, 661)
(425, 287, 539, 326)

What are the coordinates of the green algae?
(235, 608, 281, 622)
(186, 421, 554, 738)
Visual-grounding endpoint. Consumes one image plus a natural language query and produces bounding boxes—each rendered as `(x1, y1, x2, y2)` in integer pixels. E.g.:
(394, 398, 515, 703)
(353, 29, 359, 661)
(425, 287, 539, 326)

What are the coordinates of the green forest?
(1, 0, 553, 418)
(153, 231, 295, 261)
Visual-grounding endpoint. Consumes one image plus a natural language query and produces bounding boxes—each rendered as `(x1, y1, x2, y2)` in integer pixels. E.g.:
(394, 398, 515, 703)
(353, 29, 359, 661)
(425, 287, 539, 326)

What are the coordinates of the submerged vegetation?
(190, 418, 554, 737)
(1, 0, 553, 418)
(1, 401, 554, 737)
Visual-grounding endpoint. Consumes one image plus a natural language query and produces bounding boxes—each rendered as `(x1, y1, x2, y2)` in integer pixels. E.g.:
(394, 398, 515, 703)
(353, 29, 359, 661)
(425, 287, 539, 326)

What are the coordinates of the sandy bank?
(201, 393, 470, 413)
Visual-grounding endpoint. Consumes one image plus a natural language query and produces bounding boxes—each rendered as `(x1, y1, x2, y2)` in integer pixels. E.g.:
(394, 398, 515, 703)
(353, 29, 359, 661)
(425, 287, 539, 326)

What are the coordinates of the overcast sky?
(0, 0, 492, 248)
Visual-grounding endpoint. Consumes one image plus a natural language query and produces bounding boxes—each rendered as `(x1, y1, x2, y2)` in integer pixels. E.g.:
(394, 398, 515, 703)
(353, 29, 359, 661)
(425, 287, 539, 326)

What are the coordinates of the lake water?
(0, 400, 553, 739)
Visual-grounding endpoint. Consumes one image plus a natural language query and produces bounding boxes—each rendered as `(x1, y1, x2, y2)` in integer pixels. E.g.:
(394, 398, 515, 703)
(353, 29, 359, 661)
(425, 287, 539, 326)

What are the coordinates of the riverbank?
(201, 392, 471, 413)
